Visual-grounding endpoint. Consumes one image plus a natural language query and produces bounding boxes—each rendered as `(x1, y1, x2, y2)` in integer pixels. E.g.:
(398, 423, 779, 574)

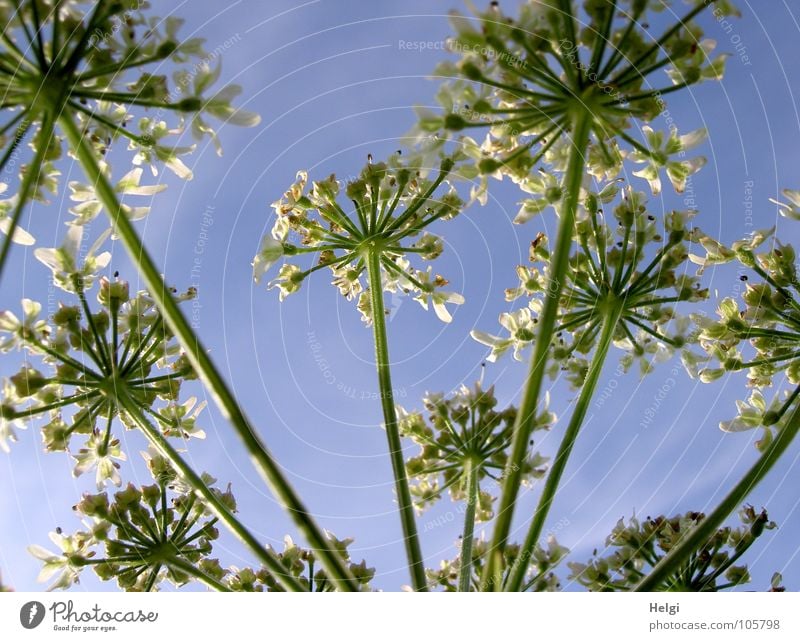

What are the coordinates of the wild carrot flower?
(226, 534, 375, 592)
(0, 260, 201, 485)
(0, 0, 259, 263)
(473, 188, 705, 379)
(415, 0, 726, 197)
(428, 533, 568, 592)
(686, 213, 800, 449)
(568, 506, 775, 592)
(29, 461, 234, 591)
(396, 382, 553, 517)
(254, 154, 468, 325)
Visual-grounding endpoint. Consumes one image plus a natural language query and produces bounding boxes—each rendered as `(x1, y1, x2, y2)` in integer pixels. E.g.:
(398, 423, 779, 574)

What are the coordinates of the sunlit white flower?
(0, 183, 35, 245)
(177, 63, 261, 155)
(28, 531, 93, 590)
(131, 118, 196, 180)
(73, 433, 127, 489)
(68, 167, 166, 224)
(158, 396, 207, 439)
(34, 226, 111, 292)
(629, 127, 706, 194)
(412, 268, 465, 323)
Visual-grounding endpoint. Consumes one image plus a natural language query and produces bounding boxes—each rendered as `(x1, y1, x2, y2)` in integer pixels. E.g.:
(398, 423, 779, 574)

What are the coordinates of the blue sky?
(2, 0, 800, 591)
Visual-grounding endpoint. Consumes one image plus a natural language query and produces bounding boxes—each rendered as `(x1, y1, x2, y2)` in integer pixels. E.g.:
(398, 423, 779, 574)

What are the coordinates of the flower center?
(24, 73, 72, 116)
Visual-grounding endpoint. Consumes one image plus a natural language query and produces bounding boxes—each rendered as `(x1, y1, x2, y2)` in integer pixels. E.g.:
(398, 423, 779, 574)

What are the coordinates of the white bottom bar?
(1, 592, 797, 639)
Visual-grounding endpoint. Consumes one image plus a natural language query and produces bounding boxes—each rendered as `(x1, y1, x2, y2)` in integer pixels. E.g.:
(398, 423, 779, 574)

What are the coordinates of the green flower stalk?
(256, 154, 468, 591)
(473, 187, 706, 591)
(474, 189, 704, 375)
(418, 0, 732, 589)
(570, 506, 777, 592)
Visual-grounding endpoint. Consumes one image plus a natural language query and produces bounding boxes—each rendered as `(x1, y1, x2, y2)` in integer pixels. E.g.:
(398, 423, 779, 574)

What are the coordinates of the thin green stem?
(10, 0, 46, 69)
(0, 113, 54, 279)
(120, 316, 163, 376)
(14, 390, 99, 419)
(76, 52, 171, 82)
(634, 399, 800, 591)
(624, 315, 681, 347)
(380, 162, 451, 234)
(70, 89, 184, 110)
(505, 305, 622, 592)
(142, 565, 161, 592)
(76, 283, 111, 373)
(458, 459, 479, 592)
(25, 333, 102, 380)
(166, 555, 231, 592)
(609, 80, 697, 108)
(612, 223, 632, 292)
(62, 0, 111, 74)
(598, 4, 644, 79)
(588, 0, 617, 77)
(617, 128, 656, 158)
(0, 109, 29, 138)
(1, 32, 38, 72)
(0, 118, 32, 183)
(629, 239, 680, 295)
(58, 110, 358, 591)
(28, 0, 49, 69)
(481, 111, 592, 590)
(749, 261, 800, 315)
(612, 3, 711, 86)
(69, 100, 148, 145)
(366, 247, 427, 592)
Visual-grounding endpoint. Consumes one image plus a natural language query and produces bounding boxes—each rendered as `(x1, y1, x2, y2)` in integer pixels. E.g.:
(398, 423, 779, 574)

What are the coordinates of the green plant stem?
(634, 400, 800, 591)
(481, 111, 592, 591)
(0, 113, 53, 278)
(366, 247, 427, 592)
(58, 111, 359, 592)
(504, 304, 622, 591)
(611, 3, 711, 86)
(114, 388, 305, 592)
(458, 459, 479, 592)
(165, 555, 232, 592)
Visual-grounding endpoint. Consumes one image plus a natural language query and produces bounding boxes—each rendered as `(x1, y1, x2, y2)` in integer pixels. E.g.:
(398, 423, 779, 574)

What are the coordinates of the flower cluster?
(686, 219, 800, 449)
(427, 533, 568, 592)
(29, 459, 232, 591)
(0, 0, 259, 249)
(568, 506, 777, 592)
(254, 155, 468, 324)
(224, 534, 374, 592)
(414, 0, 725, 195)
(0, 231, 201, 485)
(396, 382, 553, 517)
(473, 187, 705, 382)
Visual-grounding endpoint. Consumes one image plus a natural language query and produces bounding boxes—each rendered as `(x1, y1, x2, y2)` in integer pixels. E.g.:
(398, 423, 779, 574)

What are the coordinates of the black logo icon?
(20, 601, 45, 629)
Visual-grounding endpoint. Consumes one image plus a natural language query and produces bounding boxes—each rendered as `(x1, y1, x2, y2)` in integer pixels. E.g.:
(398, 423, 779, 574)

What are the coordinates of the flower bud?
(443, 113, 467, 131)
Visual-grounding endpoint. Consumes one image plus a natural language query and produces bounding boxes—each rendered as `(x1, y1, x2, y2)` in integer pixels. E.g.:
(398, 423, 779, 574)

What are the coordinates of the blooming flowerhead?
(254, 154, 468, 325)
